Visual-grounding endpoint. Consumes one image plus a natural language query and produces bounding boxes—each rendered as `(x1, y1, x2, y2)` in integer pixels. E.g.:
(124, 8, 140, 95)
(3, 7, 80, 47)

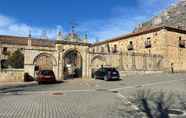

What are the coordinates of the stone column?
(24, 36, 35, 77)
(56, 44, 64, 80)
(56, 31, 64, 80)
(87, 51, 92, 80)
(82, 47, 90, 80)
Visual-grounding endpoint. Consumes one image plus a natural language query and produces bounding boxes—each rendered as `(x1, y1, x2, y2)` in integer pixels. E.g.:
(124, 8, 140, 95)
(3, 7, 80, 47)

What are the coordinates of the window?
(101, 47, 104, 53)
(113, 44, 117, 53)
(127, 41, 134, 50)
(179, 36, 185, 48)
(145, 38, 152, 48)
(1, 59, 9, 69)
(2, 47, 8, 55)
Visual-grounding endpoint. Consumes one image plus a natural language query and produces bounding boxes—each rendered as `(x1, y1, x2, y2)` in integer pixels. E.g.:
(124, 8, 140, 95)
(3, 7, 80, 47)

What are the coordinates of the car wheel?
(104, 76, 108, 81)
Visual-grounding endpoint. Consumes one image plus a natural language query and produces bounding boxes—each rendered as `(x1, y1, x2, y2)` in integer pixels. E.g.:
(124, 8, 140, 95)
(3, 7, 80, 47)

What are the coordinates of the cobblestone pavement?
(0, 91, 126, 118)
(0, 73, 185, 118)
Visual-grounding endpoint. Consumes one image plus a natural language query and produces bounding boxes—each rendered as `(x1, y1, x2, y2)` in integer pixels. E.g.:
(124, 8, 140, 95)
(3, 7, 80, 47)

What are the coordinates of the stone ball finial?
(57, 31, 63, 41)
(28, 30, 32, 38)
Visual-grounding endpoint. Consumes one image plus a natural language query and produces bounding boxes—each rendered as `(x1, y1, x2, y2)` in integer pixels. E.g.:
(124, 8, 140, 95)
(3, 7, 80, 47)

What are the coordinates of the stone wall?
(165, 30, 186, 72)
(0, 69, 24, 82)
(89, 29, 166, 75)
(90, 52, 164, 72)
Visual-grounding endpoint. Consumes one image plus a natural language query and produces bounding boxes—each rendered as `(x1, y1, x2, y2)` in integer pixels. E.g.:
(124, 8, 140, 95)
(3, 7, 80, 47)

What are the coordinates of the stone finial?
(83, 33, 88, 43)
(57, 31, 63, 41)
(28, 30, 32, 38)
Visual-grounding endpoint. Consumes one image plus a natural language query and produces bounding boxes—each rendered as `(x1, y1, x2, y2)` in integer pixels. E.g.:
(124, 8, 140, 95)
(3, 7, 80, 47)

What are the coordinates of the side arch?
(91, 55, 106, 68)
(33, 53, 57, 70)
(91, 55, 106, 64)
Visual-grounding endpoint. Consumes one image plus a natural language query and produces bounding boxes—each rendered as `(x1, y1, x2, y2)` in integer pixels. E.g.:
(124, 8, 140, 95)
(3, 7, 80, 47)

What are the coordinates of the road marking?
(115, 92, 139, 110)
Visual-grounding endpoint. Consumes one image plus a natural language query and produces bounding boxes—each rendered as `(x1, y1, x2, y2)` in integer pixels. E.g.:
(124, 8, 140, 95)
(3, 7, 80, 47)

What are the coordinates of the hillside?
(134, 0, 186, 32)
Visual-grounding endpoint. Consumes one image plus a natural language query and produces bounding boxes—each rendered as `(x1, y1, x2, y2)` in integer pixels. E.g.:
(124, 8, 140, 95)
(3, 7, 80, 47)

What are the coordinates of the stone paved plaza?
(0, 73, 186, 118)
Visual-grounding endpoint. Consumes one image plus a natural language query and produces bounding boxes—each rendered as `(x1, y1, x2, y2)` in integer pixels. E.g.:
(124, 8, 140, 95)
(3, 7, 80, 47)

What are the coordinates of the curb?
(0, 81, 38, 91)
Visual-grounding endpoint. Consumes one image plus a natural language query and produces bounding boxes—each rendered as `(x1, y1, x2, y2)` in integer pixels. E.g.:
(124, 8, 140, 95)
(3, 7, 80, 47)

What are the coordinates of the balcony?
(112, 49, 118, 53)
(127, 44, 134, 50)
(179, 40, 185, 48)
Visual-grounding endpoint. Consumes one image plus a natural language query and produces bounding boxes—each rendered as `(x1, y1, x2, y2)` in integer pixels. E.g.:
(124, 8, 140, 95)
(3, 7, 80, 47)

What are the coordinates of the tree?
(8, 49, 24, 69)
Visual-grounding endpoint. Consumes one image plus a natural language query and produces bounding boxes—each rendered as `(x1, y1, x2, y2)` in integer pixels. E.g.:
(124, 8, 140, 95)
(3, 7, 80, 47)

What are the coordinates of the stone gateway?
(1, 26, 186, 81)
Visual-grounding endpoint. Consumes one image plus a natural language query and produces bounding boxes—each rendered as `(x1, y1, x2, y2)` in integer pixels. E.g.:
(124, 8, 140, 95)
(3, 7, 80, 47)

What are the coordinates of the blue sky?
(0, 0, 177, 42)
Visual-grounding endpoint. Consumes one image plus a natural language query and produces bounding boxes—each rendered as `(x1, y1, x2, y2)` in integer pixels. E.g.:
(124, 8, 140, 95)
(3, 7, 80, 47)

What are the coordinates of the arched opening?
(91, 55, 106, 77)
(63, 50, 82, 80)
(33, 53, 56, 71)
(91, 55, 106, 67)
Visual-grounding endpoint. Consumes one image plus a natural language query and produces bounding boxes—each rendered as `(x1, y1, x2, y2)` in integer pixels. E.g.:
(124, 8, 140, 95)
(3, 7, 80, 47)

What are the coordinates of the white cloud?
(0, 14, 60, 39)
(0, 0, 178, 42)
(77, 0, 177, 42)
(77, 10, 148, 42)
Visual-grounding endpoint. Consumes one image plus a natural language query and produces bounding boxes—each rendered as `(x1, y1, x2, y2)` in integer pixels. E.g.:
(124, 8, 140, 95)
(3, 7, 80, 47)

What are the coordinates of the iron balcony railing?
(145, 41, 152, 48)
(127, 44, 134, 50)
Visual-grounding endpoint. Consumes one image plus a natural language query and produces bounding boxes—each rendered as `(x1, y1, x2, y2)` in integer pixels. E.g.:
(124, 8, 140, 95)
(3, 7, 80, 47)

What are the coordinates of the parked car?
(93, 67, 120, 81)
(37, 70, 56, 84)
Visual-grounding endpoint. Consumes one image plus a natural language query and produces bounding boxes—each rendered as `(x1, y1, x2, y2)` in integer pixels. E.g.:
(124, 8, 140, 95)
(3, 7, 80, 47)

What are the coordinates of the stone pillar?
(24, 36, 35, 77)
(56, 44, 64, 80)
(81, 47, 91, 80)
(87, 51, 92, 79)
(55, 31, 64, 80)
(82, 50, 87, 80)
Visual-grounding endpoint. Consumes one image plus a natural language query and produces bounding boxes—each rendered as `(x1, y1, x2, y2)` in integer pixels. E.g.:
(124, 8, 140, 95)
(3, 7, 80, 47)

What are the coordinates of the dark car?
(37, 70, 56, 84)
(93, 67, 120, 81)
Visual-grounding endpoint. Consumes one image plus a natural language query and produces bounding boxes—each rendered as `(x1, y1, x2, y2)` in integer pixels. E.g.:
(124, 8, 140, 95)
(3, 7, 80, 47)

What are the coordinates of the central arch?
(63, 49, 82, 80)
(33, 53, 57, 70)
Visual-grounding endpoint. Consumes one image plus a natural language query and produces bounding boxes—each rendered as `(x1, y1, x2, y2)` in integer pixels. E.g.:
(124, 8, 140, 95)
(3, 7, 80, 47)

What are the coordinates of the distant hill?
(134, 0, 186, 32)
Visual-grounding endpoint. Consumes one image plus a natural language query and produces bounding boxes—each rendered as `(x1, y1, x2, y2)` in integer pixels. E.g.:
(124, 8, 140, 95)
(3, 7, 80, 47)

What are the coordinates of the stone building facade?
(0, 26, 186, 81)
(89, 26, 186, 73)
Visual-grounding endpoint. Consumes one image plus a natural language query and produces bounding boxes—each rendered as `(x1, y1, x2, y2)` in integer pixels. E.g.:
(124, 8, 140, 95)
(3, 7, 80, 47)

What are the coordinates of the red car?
(37, 70, 56, 84)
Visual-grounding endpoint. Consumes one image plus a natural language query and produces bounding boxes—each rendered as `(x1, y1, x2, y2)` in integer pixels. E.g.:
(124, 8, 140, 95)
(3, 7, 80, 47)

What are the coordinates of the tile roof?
(0, 35, 55, 47)
(91, 26, 186, 47)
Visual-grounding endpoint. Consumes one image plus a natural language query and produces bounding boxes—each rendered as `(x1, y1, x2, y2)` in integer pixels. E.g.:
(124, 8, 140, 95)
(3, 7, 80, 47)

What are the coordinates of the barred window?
(145, 38, 152, 48)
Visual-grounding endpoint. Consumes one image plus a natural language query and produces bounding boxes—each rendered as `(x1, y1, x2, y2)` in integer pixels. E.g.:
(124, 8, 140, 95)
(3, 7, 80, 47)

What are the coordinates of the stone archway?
(91, 55, 106, 68)
(63, 49, 82, 80)
(91, 55, 106, 77)
(33, 53, 57, 71)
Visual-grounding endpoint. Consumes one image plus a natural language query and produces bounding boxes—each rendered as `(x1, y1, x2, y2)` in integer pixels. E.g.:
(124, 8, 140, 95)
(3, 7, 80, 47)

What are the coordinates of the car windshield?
(41, 70, 53, 76)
